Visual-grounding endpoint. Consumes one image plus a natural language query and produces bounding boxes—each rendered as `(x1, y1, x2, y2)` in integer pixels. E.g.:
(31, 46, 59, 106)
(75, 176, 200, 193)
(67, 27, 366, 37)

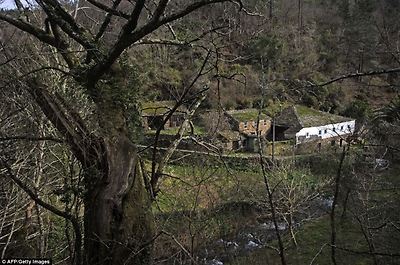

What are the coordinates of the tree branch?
(159, 0, 233, 25)
(86, 0, 130, 19)
(330, 146, 347, 265)
(0, 158, 82, 265)
(95, 0, 123, 41)
(149, 50, 212, 182)
(151, 92, 207, 192)
(0, 135, 64, 143)
(134, 38, 190, 46)
(151, 0, 169, 23)
(27, 79, 88, 164)
(36, 0, 97, 52)
(48, 20, 77, 68)
(90, 0, 236, 81)
(0, 13, 58, 47)
(121, 0, 146, 35)
(316, 68, 400, 87)
(42, 0, 93, 40)
(0, 158, 71, 220)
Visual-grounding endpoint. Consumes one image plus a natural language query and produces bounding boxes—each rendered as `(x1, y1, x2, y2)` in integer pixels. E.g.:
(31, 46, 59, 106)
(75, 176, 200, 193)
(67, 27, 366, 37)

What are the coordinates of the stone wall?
(238, 119, 271, 136)
(295, 135, 349, 154)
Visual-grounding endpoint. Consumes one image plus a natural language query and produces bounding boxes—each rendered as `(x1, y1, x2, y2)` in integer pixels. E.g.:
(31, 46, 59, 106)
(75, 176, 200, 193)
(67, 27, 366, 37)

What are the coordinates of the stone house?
(141, 101, 186, 130)
(216, 130, 242, 151)
(224, 109, 272, 152)
(225, 109, 271, 136)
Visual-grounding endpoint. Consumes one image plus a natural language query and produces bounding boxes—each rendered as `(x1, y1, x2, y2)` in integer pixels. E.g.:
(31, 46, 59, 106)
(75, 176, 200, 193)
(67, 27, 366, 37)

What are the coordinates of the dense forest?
(0, 0, 399, 265)
(133, 0, 400, 113)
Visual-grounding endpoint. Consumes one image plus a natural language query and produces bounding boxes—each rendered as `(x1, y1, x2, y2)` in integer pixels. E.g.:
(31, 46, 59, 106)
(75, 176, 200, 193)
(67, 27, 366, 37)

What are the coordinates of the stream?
(199, 196, 334, 265)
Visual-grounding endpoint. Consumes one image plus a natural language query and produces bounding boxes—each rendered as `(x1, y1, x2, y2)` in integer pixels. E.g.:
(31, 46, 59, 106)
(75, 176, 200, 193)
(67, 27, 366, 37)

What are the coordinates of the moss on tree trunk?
(83, 68, 154, 264)
(83, 136, 154, 265)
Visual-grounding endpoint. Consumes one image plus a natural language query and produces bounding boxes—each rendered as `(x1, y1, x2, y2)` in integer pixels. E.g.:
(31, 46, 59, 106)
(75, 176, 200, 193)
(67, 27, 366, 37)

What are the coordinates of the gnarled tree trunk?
(29, 74, 155, 265)
(82, 67, 155, 264)
(84, 135, 154, 265)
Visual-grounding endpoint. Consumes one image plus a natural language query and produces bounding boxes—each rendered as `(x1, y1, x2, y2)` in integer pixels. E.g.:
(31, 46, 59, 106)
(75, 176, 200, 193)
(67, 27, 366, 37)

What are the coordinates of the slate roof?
(218, 130, 241, 141)
(276, 105, 353, 128)
(225, 109, 270, 122)
(295, 105, 353, 127)
(141, 101, 187, 116)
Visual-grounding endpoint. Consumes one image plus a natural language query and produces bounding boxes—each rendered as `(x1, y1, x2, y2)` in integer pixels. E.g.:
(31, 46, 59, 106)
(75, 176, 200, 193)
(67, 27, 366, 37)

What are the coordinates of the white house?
(275, 105, 356, 145)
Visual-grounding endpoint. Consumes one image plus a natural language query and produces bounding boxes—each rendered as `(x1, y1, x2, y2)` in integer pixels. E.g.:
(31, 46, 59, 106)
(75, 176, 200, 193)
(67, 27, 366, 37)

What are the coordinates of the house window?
(340, 125, 344, 131)
(347, 125, 351, 130)
(324, 129, 327, 134)
(306, 132, 309, 138)
(319, 130, 322, 135)
(233, 141, 240, 149)
(333, 127, 336, 132)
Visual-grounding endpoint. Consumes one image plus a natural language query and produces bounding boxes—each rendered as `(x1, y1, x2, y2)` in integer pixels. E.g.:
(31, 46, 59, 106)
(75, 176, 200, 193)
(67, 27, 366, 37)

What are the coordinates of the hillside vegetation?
(134, 0, 400, 117)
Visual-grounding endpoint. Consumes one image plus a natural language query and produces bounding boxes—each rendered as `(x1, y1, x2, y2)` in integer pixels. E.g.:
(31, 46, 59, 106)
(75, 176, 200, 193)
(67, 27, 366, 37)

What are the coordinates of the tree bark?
(84, 135, 154, 265)
(29, 75, 155, 265)
(82, 67, 155, 264)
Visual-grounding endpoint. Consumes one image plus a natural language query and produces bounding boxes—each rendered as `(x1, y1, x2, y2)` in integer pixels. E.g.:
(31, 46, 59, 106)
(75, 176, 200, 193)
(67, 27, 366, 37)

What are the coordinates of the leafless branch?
(0, 158, 82, 265)
(315, 68, 400, 87)
(0, 135, 64, 143)
(86, 0, 130, 19)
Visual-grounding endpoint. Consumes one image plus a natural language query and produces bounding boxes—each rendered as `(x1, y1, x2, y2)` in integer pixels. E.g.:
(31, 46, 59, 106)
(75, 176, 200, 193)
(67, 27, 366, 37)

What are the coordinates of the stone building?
(141, 101, 186, 130)
(216, 130, 242, 151)
(224, 109, 272, 152)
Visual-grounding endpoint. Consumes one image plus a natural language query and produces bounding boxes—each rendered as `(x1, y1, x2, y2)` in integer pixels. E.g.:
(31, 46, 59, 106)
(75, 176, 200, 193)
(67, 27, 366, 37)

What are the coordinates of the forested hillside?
(134, 0, 400, 116)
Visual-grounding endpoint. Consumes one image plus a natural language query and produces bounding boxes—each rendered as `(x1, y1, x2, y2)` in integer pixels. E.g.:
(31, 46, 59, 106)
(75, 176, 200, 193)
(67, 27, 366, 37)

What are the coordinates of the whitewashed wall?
(295, 120, 356, 144)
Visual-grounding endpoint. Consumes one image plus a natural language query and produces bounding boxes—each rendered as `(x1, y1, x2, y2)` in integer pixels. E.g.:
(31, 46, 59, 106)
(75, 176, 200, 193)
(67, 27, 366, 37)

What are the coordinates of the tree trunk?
(81, 64, 155, 265)
(83, 135, 154, 265)
(29, 67, 155, 264)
